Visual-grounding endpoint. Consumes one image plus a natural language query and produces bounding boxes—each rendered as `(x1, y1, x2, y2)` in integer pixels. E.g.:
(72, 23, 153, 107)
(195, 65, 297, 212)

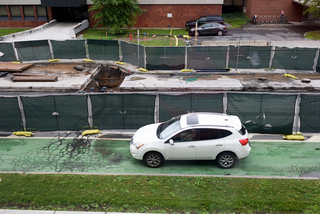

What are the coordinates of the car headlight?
(133, 143, 144, 150)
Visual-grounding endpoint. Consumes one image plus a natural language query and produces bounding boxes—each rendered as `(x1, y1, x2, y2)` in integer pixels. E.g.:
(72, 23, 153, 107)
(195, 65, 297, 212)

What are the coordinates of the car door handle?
(188, 145, 195, 148)
(215, 144, 223, 146)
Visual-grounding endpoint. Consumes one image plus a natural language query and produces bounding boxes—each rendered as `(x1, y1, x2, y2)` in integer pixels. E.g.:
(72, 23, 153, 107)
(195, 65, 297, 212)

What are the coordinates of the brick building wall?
(246, 0, 303, 22)
(0, 5, 52, 27)
(88, 4, 222, 28)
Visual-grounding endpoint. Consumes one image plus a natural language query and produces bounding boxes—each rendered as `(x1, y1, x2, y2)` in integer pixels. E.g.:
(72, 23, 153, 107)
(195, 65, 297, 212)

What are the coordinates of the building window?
(37, 6, 47, 21)
(10, 6, 22, 21)
(23, 5, 36, 21)
(0, 6, 9, 21)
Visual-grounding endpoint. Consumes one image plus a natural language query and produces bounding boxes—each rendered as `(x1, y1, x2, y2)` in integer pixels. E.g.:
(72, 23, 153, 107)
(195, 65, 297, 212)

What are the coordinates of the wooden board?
(0, 63, 33, 72)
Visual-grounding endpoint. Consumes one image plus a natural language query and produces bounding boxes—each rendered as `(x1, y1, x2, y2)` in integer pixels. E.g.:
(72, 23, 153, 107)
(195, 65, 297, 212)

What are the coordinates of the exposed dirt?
(27, 63, 97, 77)
(181, 72, 320, 82)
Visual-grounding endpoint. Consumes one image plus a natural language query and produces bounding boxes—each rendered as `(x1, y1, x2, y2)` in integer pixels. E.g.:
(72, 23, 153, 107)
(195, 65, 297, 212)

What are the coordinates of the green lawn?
(0, 173, 319, 213)
(223, 13, 250, 28)
(305, 31, 320, 40)
(82, 13, 250, 46)
(0, 28, 30, 37)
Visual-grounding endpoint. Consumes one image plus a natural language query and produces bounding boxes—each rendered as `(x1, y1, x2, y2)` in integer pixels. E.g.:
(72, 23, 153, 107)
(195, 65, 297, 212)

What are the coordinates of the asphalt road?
(194, 22, 320, 43)
(1, 136, 320, 178)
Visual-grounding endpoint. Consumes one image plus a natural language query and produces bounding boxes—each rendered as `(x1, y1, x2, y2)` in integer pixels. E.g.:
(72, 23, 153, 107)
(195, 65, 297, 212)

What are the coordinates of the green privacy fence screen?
(1, 92, 320, 133)
(15, 40, 51, 61)
(51, 40, 86, 59)
(229, 46, 272, 69)
(20, 95, 89, 131)
(159, 93, 224, 121)
(187, 46, 227, 69)
(146, 46, 185, 70)
(87, 39, 119, 61)
(120, 41, 145, 68)
(0, 97, 22, 131)
(300, 94, 320, 132)
(3, 39, 320, 71)
(273, 47, 317, 70)
(227, 93, 297, 134)
(0, 43, 16, 61)
(90, 94, 155, 129)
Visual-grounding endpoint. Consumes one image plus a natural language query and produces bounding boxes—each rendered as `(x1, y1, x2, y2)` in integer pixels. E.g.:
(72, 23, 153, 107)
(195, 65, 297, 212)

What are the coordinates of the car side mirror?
(169, 139, 174, 145)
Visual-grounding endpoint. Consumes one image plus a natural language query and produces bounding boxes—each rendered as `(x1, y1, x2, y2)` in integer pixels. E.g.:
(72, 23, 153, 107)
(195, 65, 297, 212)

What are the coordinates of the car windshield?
(157, 116, 181, 139)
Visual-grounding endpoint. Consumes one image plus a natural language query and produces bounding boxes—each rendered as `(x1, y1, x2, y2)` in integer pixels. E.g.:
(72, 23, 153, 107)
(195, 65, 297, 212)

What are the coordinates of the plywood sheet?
(0, 63, 33, 72)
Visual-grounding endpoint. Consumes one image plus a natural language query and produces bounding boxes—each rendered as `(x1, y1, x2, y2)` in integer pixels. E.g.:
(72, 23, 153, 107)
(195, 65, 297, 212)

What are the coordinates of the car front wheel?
(216, 152, 237, 169)
(217, 30, 223, 36)
(144, 152, 164, 168)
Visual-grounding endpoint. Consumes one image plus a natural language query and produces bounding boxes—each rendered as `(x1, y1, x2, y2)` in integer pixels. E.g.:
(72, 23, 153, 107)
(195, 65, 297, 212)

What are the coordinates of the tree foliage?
(303, 0, 320, 17)
(89, 0, 145, 35)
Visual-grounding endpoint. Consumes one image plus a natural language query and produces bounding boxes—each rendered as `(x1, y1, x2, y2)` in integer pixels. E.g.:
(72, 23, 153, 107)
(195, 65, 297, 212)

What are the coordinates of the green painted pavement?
(1, 138, 320, 177)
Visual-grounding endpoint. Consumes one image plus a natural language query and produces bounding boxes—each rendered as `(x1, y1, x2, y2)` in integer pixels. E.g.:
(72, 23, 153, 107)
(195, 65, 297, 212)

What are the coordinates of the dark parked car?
(186, 15, 225, 29)
(188, 22, 228, 36)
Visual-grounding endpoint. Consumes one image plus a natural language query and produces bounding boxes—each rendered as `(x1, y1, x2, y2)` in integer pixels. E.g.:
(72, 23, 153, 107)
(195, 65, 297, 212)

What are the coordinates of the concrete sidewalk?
(2, 22, 79, 42)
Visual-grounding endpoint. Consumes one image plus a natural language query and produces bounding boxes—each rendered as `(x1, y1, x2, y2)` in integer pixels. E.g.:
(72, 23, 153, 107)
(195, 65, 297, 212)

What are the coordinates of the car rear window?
(239, 125, 247, 135)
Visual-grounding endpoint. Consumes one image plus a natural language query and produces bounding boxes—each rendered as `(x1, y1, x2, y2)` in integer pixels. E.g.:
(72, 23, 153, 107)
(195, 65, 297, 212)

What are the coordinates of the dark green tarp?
(51, 40, 86, 59)
(21, 95, 89, 131)
(300, 95, 320, 132)
(159, 93, 224, 121)
(227, 93, 296, 134)
(229, 46, 272, 69)
(146, 47, 185, 70)
(15, 40, 51, 61)
(87, 39, 119, 61)
(0, 97, 22, 131)
(273, 47, 317, 70)
(0, 43, 16, 61)
(90, 94, 155, 129)
(120, 41, 145, 68)
(187, 46, 227, 69)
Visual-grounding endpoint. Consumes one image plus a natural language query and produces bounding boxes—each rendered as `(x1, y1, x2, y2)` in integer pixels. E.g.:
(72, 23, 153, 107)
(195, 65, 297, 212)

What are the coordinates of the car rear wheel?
(217, 30, 223, 36)
(216, 152, 237, 169)
(144, 152, 164, 168)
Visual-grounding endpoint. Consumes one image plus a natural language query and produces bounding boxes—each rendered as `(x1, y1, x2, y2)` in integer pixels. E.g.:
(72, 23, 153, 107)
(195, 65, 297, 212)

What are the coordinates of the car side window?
(198, 17, 206, 22)
(198, 128, 232, 140)
(172, 129, 198, 142)
(202, 24, 211, 28)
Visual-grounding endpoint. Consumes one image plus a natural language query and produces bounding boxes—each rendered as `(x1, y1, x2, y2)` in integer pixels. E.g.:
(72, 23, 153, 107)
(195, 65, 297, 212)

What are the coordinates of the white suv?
(130, 112, 251, 168)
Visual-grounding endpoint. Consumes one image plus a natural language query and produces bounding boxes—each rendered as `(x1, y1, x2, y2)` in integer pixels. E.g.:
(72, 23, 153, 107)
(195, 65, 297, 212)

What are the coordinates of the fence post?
(269, 46, 275, 69)
(48, 39, 54, 59)
(12, 42, 19, 61)
(87, 95, 93, 129)
(185, 46, 188, 69)
(223, 92, 228, 114)
(293, 94, 301, 133)
(17, 96, 26, 131)
(313, 48, 319, 72)
(154, 92, 160, 123)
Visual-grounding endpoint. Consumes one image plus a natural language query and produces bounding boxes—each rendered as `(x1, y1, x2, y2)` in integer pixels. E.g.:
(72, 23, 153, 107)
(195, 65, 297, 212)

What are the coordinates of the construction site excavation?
(0, 62, 128, 93)
(1, 61, 320, 94)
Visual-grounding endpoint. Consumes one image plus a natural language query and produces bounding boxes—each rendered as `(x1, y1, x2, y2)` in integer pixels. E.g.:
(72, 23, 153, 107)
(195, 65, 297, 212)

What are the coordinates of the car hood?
(132, 123, 161, 144)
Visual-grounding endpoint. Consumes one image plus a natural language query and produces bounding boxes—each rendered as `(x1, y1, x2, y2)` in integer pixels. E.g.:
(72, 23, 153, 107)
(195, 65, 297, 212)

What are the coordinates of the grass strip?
(304, 31, 320, 40)
(0, 173, 319, 213)
(0, 28, 30, 37)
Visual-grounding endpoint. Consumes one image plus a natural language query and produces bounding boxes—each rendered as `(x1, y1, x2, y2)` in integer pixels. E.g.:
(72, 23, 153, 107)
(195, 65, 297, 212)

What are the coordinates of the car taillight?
(239, 138, 249, 146)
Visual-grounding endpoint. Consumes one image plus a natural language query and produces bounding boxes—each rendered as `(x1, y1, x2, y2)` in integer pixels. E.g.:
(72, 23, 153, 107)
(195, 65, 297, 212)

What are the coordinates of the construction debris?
(0, 62, 33, 72)
(11, 73, 58, 82)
